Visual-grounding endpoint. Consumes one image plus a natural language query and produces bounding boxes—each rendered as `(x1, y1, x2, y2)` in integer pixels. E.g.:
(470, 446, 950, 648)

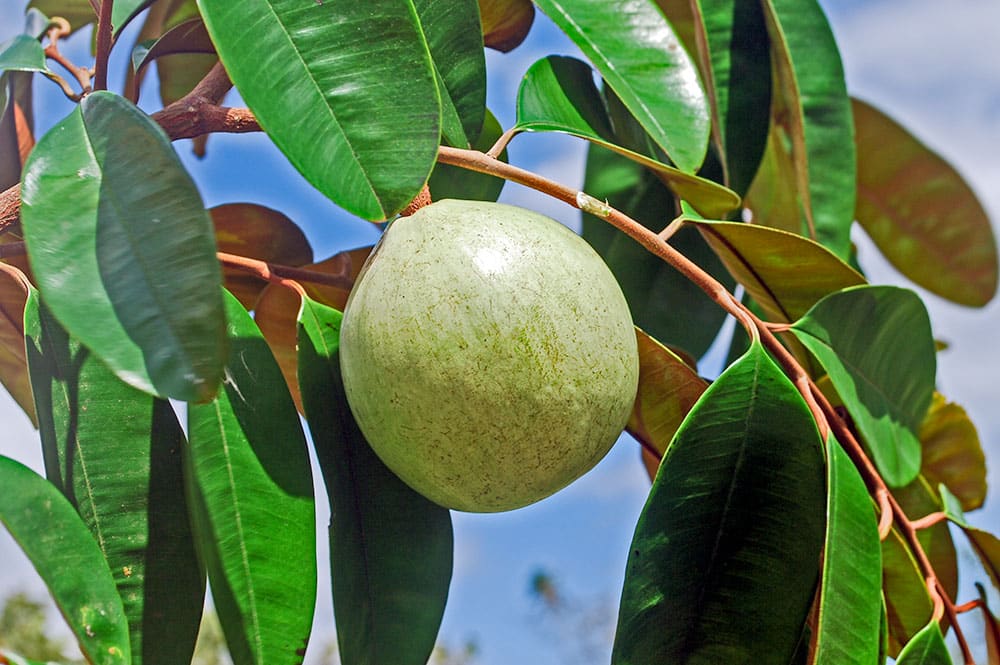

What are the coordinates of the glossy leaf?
(533, 0, 709, 173)
(791, 286, 935, 487)
(895, 621, 952, 665)
(853, 98, 997, 306)
(478, 0, 534, 51)
(517, 55, 739, 218)
(198, 0, 440, 220)
(0, 455, 130, 665)
(745, 120, 804, 235)
(919, 393, 987, 511)
(582, 145, 735, 358)
(297, 297, 453, 665)
(255, 247, 371, 411)
(0, 35, 48, 73)
(813, 435, 882, 665)
(24, 291, 204, 665)
(187, 291, 316, 665)
(428, 108, 507, 203)
(612, 342, 825, 664)
(761, 0, 855, 259)
(882, 526, 933, 656)
(20, 91, 227, 402)
(627, 328, 707, 480)
(689, 0, 772, 196)
(891, 476, 958, 610)
(0, 265, 34, 425)
(211, 203, 313, 309)
(414, 0, 486, 147)
(691, 219, 865, 322)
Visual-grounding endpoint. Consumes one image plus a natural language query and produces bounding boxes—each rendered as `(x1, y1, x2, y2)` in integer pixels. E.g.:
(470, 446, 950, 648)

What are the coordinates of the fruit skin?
(339, 199, 639, 512)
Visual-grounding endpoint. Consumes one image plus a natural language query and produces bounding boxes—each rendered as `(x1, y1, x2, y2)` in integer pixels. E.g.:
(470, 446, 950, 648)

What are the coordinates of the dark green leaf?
(113, 0, 157, 36)
(582, 145, 734, 358)
(20, 91, 227, 402)
(892, 476, 958, 607)
(0, 35, 48, 73)
(532, 0, 709, 172)
(853, 98, 998, 306)
(690, 0, 771, 196)
(517, 55, 738, 218)
(199, 0, 440, 220)
(23, 290, 205, 665)
(761, 0, 855, 259)
(895, 622, 952, 665)
(0, 455, 130, 665)
(428, 108, 507, 202)
(882, 526, 933, 656)
(130, 17, 215, 82)
(813, 435, 882, 665)
(187, 291, 316, 665)
(791, 286, 935, 487)
(297, 297, 453, 665)
(414, 0, 486, 146)
(612, 342, 825, 664)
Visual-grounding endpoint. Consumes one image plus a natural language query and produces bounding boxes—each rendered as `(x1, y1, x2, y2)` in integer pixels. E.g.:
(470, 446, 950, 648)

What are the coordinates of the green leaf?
(853, 98, 998, 306)
(532, 0, 709, 172)
(297, 297, 454, 665)
(892, 476, 958, 605)
(131, 17, 215, 81)
(813, 435, 882, 665)
(517, 55, 738, 218)
(414, 0, 486, 147)
(690, 219, 865, 322)
(761, 0, 855, 259)
(791, 286, 935, 487)
(689, 0, 772, 196)
(428, 108, 507, 203)
(198, 0, 440, 220)
(895, 622, 952, 665)
(627, 328, 707, 463)
(0, 455, 130, 665)
(186, 291, 316, 665)
(0, 35, 48, 73)
(20, 91, 227, 402)
(27, 0, 94, 32)
(582, 145, 735, 358)
(23, 290, 205, 665)
(612, 342, 825, 664)
(882, 526, 933, 656)
(113, 0, 157, 36)
(938, 484, 969, 528)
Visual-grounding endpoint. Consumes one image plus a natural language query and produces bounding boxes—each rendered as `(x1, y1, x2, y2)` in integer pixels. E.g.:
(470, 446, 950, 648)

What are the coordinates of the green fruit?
(339, 199, 639, 512)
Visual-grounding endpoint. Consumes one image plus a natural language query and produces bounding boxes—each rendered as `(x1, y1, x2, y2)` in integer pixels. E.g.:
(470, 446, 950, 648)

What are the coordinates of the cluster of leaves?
(0, 0, 998, 664)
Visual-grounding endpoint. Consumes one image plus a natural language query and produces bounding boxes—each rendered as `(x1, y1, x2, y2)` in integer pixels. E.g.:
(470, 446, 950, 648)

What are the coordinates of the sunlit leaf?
(24, 291, 204, 665)
(20, 91, 227, 401)
(627, 328, 707, 480)
(0, 35, 48, 73)
(791, 286, 935, 487)
(895, 621, 952, 665)
(690, 219, 865, 322)
(919, 393, 986, 511)
(187, 292, 316, 665)
(517, 55, 738, 218)
(0, 455, 130, 665)
(255, 247, 372, 411)
(298, 297, 453, 665)
(853, 98, 997, 306)
(533, 0, 709, 173)
(813, 435, 882, 665)
(478, 0, 534, 51)
(613, 342, 825, 664)
(211, 203, 313, 309)
(582, 145, 735, 358)
(761, 0, 855, 259)
(198, 0, 440, 220)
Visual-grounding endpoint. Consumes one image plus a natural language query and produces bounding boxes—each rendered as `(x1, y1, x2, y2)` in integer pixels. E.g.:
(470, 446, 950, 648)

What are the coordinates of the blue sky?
(1, 1, 999, 664)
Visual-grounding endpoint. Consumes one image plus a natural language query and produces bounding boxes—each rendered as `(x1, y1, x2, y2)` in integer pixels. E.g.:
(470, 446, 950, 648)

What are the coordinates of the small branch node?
(576, 191, 611, 218)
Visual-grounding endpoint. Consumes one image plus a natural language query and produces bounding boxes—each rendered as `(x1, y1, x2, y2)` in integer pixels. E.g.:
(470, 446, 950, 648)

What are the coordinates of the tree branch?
(93, 0, 114, 91)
